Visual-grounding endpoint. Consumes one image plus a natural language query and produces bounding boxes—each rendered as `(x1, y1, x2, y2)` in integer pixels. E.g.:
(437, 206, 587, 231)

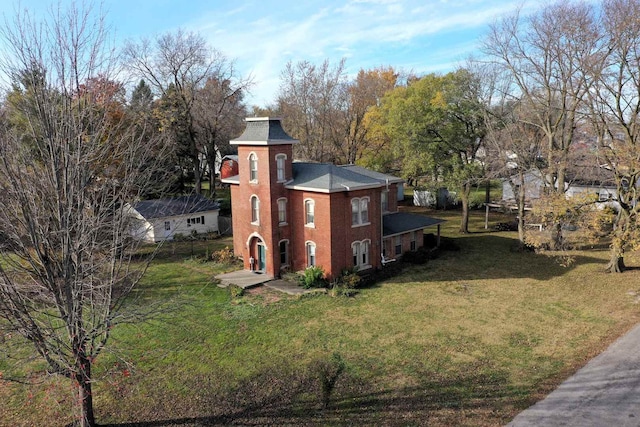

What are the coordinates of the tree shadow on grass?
(102, 362, 531, 427)
(361, 233, 608, 291)
(411, 233, 608, 283)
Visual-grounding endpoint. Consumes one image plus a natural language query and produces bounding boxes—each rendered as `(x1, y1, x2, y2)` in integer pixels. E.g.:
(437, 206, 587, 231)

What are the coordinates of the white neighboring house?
(501, 170, 619, 210)
(501, 170, 548, 202)
(129, 194, 220, 243)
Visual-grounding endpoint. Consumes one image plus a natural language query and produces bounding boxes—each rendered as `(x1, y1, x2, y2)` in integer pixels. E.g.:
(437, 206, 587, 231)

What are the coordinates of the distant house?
(221, 117, 445, 280)
(219, 155, 239, 180)
(129, 194, 220, 243)
(501, 169, 619, 209)
(501, 170, 547, 203)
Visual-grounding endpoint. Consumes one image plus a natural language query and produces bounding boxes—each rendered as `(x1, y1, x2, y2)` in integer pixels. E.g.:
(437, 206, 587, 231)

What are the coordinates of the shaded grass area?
(2, 210, 640, 426)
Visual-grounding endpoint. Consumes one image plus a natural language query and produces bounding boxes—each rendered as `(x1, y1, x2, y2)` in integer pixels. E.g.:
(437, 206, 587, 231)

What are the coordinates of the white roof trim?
(230, 139, 299, 146)
(285, 183, 382, 193)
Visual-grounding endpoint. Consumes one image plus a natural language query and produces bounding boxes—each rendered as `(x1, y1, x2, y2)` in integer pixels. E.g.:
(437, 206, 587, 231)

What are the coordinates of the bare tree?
(193, 75, 249, 194)
(0, 3, 168, 426)
(277, 59, 348, 162)
(585, 0, 640, 272)
(124, 30, 248, 194)
(483, 1, 599, 248)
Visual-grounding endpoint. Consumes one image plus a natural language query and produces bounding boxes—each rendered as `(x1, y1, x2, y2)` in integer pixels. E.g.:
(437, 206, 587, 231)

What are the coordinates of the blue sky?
(1, 0, 540, 107)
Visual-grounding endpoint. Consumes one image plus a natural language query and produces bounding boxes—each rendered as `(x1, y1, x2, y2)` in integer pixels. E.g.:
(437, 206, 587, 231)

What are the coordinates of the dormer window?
(276, 154, 287, 182)
(249, 153, 258, 182)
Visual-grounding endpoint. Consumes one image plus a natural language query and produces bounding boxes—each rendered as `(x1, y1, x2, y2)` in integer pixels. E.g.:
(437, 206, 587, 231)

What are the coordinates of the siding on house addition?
(130, 194, 220, 243)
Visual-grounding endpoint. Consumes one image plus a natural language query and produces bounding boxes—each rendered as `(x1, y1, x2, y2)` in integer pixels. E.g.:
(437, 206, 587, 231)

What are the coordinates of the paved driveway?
(508, 323, 640, 427)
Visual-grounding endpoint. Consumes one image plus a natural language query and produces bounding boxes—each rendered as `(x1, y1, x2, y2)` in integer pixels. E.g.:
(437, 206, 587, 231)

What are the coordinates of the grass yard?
(2, 208, 640, 426)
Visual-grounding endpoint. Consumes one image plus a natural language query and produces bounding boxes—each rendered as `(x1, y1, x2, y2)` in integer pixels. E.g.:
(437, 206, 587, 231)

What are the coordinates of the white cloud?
(186, 0, 529, 106)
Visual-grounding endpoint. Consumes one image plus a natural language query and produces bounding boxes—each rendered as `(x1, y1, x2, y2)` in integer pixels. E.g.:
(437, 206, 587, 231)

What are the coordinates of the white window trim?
(306, 241, 317, 267)
(352, 239, 371, 271)
(304, 198, 315, 228)
(351, 196, 371, 227)
(248, 152, 258, 183)
(250, 195, 260, 225)
(277, 197, 288, 225)
(279, 239, 290, 267)
(276, 153, 287, 182)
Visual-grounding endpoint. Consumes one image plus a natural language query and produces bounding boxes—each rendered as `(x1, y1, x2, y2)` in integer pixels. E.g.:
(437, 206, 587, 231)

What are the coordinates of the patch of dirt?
(244, 285, 287, 304)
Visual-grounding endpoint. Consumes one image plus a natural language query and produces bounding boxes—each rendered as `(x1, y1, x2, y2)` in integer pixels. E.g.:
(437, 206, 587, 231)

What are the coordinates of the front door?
(257, 243, 266, 272)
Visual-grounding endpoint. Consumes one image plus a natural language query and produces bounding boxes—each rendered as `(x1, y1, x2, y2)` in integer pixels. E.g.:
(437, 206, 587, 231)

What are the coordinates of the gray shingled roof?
(133, 194, 219, 220)
(288, 162, 383, 193)
(340, 165, 404, 185)
(231, 117, 299, 145)
(383, 212, 445, 236)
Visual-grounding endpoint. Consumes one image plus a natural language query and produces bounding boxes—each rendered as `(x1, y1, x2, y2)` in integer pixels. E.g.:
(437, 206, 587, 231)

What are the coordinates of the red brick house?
(222, 117, 444, 279)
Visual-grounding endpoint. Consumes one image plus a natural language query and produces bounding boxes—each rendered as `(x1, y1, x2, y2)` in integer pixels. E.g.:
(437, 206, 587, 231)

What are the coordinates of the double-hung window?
(277, 198, 287, 224)
(276, 154, 286, 182)
(305, 199, 315, 226)
(279, 240, 289, 266)
(352, 240, 371, 270)
(351, 197, 370, 226)
(381, 190, 389, 213)
(249, 153, 258, 182)
(306, 241, 316, 267)
(251, 195, 259, 224)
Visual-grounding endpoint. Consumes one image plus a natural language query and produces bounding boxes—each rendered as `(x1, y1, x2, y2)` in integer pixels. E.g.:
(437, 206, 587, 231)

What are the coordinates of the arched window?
(251, 195, 259, 224)
(249, 152, 258, 182)
(306, 241, 316, 267)
(351, 197, 370, 225)
(279, 240, 289, 266)
(352, 240, 371, 270)
(304, 199, 315, 226)
(276, 153, 287, 182)
(277, 198, 287, 224)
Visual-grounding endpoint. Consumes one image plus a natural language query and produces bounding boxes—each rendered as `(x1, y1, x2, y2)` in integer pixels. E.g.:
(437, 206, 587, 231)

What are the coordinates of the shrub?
(401, 247, 430, 265)
(329, 269, 361, 297)
(212, 246, 235, 264)
(300, 266, 327, 289)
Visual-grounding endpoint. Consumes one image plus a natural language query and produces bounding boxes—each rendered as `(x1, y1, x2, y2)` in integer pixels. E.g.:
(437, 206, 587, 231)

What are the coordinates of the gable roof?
(383, 212, 445, 237)
(133, 194, 219, 220)
(287, 162, 384, 193)
(231, 117, 299, 146)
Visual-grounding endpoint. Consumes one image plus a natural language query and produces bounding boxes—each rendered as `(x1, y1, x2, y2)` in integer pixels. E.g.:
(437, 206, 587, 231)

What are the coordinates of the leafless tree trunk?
(585, 0, 640, 272)
(192, 74, 249, 195)
(277, 59, 348, 162)
(0, 3, 169, 426)
(124, 30, 243, 195)
(473, 59, 545, 246)
(482, 1, 598, 249)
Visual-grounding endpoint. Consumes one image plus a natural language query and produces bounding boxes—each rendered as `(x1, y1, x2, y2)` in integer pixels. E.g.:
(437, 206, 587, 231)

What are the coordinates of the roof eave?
(285, 182, 382, 193)
(230, 139, 299, 146)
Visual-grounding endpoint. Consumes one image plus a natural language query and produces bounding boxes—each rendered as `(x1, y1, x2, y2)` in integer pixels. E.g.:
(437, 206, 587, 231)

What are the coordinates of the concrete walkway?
(215, 270, 323, 296)
(508, 323, 640, 426)
(264, 279, 326, 296)
(216, 270, 273, 288)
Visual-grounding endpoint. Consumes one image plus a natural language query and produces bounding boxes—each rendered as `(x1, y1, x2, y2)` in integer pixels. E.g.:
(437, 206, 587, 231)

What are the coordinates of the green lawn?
(2, 208, 640, 426)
